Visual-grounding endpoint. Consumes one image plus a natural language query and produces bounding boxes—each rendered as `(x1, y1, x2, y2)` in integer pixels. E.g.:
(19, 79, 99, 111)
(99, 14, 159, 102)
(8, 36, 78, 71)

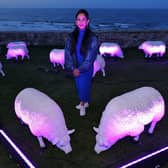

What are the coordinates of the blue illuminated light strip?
(119, 145, 168, 168)
(0, 129, 36, 168)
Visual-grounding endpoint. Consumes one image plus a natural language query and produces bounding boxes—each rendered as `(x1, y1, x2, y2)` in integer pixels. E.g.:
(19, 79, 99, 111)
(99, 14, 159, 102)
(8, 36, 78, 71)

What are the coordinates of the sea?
(0, 8, 168, 32)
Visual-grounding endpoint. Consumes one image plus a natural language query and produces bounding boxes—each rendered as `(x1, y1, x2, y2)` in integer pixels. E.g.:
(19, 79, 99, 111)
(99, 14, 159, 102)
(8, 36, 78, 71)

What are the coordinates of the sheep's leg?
(102, 69, 106, 77)
(53, 63, 56, 68)
(148, 121, 157, 134)
(0, 70, 5, 77)
(145, 53, 148, 58)
(131, 124, 144, 142)
(26, 54, 30, 59)
(92, 72, 96, 77)
(133, 135, 140, 141)
(37, 137, 46, 148)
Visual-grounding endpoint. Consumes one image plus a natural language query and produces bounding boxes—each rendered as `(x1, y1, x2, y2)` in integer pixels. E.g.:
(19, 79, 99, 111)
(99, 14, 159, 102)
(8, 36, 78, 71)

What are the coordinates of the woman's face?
(76, 13, 89, 30)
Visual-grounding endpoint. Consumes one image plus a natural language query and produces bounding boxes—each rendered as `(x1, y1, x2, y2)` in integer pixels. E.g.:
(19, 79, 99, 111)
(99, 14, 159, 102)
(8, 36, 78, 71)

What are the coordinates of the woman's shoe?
(80, 106, 86, 116)
(75, 104, 81, 109)
(75, 102, 89, 109)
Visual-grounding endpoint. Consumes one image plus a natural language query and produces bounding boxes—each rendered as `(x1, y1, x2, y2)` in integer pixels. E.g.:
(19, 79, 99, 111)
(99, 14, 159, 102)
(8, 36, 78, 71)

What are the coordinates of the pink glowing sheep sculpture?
(6, 41, 29, 60)
(93, 54, 106, 77)
(93, 86, 165, 154)
(0, 61, 5, 77)
(138, 41, 166, 58)
(14, 88, 75, 154)
(49, 49, 65, 69)
(99, 42, 124, 58)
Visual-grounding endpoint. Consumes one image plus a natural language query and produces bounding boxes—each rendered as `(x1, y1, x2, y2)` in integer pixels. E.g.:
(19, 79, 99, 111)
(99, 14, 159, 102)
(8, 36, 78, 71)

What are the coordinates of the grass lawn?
(0, 45, 168, 168)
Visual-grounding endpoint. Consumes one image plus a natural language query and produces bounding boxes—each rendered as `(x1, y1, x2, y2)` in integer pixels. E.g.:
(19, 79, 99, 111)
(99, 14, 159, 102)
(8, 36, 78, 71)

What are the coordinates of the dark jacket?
(64, 31, 98, 73)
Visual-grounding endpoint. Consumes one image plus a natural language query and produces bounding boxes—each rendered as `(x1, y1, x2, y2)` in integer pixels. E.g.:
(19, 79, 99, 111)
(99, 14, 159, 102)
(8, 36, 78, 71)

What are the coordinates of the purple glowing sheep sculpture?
(14, 88, 75, 154)
(6, 41, 29, 60)
(99, 42, 124, 58)
(138, 41, 166, 58)
(94, 86, 165, 154)
(49, 49, 65, 69)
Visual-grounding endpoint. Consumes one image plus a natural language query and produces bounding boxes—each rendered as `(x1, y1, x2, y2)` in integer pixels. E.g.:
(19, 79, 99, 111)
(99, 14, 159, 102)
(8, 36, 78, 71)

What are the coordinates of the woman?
(65, 9, 98, 116)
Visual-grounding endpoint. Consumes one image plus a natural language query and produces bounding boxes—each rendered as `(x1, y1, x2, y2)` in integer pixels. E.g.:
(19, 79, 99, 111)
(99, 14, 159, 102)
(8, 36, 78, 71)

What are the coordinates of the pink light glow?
(0, 129, 36, 168)
(119, 146, 168, 168)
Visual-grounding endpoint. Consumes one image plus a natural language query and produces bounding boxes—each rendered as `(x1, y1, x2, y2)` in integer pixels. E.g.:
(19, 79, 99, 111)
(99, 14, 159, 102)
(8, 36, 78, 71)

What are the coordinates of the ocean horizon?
(0, 8, 168, 32)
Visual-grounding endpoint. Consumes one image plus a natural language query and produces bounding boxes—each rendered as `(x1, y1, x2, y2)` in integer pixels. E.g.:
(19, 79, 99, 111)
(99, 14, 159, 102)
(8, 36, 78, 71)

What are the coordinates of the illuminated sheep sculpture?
(49, 49, 106, 77)
(49, 49, 65, 69)
(138, 41, 166, 58)
(14, 88, 75, 154)
(0, 61, 5, 77)
(93, 86, 165, 154)
(99, 42, 124, 58)
(6, 41, 29, 60)
(93, 54, 106, 77)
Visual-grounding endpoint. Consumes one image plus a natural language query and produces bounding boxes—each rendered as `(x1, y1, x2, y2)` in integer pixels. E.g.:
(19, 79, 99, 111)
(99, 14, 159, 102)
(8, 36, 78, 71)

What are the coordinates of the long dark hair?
(70, 9, 92, 56)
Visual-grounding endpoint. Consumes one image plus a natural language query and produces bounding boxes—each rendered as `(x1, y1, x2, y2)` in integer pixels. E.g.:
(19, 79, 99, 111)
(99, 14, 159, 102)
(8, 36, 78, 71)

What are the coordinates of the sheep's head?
(56, 129, 75, 154)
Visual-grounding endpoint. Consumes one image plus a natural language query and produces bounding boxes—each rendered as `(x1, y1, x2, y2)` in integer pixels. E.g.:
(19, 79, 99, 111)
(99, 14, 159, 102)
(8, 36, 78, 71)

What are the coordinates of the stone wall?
(0, 31, 168, 48)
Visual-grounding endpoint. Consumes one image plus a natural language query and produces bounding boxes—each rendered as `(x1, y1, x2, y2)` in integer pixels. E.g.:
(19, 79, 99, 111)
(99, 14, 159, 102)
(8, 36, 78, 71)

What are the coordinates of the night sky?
(0, 0, 168, 8)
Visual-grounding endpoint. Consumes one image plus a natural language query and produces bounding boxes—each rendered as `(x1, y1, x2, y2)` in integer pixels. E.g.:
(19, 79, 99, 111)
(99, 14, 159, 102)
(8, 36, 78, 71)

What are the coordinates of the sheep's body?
(93, 54, 106, 77)
(94, 87, 165, 154)
(6, 41, 29, 60)
(49, 49, 65, 69)
(0, 61, 5, 77)
(14, 88, 74, 154)
(139, 41, 166, 58)
(99, 42, 124, 58)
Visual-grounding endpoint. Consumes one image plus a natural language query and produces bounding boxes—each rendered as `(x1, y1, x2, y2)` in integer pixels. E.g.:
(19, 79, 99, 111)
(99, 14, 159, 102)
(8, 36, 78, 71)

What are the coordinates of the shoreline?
(0, 30, 168, 48)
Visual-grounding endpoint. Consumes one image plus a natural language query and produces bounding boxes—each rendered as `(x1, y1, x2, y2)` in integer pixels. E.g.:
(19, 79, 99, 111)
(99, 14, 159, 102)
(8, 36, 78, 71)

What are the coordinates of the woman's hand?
(73, 68, 80, 77)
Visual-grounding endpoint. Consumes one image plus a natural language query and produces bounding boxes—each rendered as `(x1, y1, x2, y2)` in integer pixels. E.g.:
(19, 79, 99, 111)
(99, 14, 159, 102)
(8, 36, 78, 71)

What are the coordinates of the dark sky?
(0, 0, 168, 8)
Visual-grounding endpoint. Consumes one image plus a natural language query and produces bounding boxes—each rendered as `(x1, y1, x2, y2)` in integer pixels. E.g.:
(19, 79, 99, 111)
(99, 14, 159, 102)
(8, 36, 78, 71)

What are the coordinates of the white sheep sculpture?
(93, 54, 106, 77)
(93, 86, 165, 154)
(99, 42, 124, 58)
(49, 49, 65, 69)
(138, 41, 166, 58)
(6, 41, 29, 60)
(0, 61, 5, 77)
(14, 88, 75, 154)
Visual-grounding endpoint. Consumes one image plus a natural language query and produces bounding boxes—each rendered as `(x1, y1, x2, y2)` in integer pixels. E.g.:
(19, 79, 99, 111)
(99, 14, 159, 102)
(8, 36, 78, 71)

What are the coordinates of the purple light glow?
(0, 129, 36, 168)
(119, 146, 168, 168)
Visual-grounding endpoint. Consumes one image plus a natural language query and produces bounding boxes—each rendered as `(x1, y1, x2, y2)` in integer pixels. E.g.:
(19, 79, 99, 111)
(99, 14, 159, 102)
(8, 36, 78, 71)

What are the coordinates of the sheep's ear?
(93, 126, 99, 133)
(68, 129, 75, 135)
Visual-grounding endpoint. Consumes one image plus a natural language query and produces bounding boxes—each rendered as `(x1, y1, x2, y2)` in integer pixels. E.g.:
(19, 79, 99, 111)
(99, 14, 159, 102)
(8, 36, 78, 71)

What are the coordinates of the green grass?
(0, 46, 168, 168)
